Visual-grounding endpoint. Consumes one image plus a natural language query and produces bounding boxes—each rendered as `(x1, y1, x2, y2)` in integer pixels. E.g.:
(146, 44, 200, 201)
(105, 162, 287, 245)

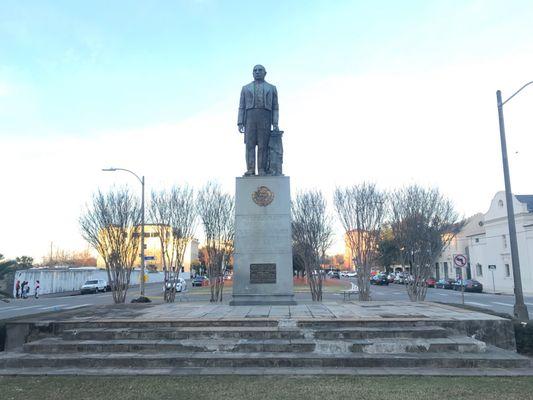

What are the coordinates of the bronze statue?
(238, 65, 279, 176)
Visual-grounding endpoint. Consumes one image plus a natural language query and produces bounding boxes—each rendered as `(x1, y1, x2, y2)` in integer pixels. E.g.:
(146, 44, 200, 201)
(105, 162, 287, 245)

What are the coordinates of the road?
(1, 280, 532, 320)
(367, 282, 533, 318)
(0, 283, 165, 320)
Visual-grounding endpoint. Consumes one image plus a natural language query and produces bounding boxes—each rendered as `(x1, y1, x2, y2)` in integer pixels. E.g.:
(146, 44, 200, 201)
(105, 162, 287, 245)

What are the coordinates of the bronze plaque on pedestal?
(250, 263, 277, 284)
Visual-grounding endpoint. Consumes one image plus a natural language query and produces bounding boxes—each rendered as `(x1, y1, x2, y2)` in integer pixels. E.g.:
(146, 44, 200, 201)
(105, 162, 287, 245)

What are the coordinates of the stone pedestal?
(230, 176, 296, 306)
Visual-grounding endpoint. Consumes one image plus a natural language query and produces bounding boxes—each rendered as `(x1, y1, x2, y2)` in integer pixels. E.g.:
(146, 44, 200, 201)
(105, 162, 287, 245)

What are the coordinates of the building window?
(505, 264, 511, 277)
(475, 238, 479, 243)
(444, 262, 448, 278)
(502, 235, 507, 249)
(476, 263, 483, 277)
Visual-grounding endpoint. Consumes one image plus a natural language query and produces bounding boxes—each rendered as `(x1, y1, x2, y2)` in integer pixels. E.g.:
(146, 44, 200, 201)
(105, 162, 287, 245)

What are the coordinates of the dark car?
(435, 278, 455, 290)
(370, 274, 389, 285)
(426, 277, 437, 288)
(453, 279, 483, 293)
(329, 271, 340, 279)
(192, 276, 208, 287)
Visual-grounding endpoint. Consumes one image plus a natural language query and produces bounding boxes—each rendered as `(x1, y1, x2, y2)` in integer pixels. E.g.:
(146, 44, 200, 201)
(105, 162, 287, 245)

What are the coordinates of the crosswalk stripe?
(465, 301, 487, 307)
(62, 304, 92, 310)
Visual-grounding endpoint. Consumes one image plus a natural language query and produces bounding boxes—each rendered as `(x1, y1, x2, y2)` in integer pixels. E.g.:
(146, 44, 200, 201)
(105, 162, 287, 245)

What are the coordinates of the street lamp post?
(102, 167, 146, 297)
(496, 81, 533, 320)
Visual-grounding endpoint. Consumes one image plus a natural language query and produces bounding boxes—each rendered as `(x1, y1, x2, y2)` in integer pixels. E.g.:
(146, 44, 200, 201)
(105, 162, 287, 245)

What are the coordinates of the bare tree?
(334, 183, 387, 301)
(390, 185, 462, 301)
(80, 189, 141, 303)
(197, 182, 234, 302)
(150, 185, 197, 302)
(292, 190, 333, 301)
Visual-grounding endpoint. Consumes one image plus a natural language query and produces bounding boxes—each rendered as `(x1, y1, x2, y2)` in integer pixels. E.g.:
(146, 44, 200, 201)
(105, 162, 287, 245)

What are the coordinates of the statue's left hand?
(273, 124, 279, 131)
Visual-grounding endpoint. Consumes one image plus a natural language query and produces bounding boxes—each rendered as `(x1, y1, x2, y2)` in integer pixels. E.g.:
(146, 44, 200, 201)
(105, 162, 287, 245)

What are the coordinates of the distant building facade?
(96, 224, 199, 276)
(437, 192, 533, 294)
(435, 213, 484, 281)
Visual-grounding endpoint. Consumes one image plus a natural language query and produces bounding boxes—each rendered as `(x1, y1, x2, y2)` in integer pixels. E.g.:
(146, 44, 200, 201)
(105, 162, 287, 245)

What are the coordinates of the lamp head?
(102, 168, 117, 172)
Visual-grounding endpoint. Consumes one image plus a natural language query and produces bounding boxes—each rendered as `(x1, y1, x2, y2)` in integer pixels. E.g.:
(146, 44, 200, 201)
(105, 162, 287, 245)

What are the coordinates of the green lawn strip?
(190, 281, 350, 295)
(1, 376, 533, 400)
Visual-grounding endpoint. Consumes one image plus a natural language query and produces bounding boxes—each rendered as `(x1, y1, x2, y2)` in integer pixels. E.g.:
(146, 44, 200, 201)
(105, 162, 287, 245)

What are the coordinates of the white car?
(346, 272, 357, 278)
(81, 279, 108, 294)
(163, 277, 187, 292)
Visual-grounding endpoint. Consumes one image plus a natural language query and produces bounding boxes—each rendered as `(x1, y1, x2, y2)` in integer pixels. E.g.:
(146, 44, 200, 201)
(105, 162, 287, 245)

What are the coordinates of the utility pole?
(496, 85, 532, 320)
(140, 175, 146, 297)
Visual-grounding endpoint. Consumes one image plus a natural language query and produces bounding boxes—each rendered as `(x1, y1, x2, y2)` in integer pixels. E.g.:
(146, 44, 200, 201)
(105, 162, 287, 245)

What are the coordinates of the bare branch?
(334, 183, 387, 301)
(197, 182, 234, 302)
(292, 190, 333, 302)
(390, 185, 462, 301)
(79, 188, 141, 303)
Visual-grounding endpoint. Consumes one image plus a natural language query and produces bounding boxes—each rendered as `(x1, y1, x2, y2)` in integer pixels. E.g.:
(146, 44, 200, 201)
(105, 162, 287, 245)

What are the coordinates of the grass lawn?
(1, 376, 533, 400)
(190, 279, 350, 295)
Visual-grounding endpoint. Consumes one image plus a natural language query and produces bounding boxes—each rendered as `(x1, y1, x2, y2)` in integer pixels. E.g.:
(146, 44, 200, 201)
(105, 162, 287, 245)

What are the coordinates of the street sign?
(488, 265, 496, 270)
(453, 254, 468, 268)
(144, 256, 155, 261)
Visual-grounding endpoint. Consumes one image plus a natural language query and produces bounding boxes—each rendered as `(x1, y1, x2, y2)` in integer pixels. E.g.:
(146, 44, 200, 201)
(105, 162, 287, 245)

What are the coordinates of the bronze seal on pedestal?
(252, 186, 274, 206)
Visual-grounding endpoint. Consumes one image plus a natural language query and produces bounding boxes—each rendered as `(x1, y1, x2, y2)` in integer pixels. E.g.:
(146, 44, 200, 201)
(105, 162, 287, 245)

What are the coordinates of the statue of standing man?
(238, 65, 279, 176)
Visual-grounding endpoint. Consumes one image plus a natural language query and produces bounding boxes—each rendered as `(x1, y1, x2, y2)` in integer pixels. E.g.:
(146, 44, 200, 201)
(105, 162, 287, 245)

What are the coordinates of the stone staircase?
(0, 318, 531, 374)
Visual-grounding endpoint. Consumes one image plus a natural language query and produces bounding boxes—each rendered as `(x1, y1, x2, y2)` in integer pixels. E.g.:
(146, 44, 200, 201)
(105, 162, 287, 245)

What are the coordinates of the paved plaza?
(48, 301, 505, 322)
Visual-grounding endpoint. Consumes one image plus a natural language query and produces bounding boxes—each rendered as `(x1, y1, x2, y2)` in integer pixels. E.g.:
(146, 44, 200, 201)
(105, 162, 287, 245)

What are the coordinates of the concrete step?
(0, 346, 529, 369)
(349, 337, 486, 354)
(51, 320, 279, 332)
(22, 336, 485, 355)
(23, 338, 316, 354)
(60, 326, 304, 341)
(312, 326, 448, 340)
(58, 325, 448, 341)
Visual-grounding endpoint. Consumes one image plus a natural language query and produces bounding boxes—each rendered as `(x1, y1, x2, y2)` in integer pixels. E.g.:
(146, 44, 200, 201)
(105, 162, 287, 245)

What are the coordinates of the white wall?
(13, 268, 166, 296)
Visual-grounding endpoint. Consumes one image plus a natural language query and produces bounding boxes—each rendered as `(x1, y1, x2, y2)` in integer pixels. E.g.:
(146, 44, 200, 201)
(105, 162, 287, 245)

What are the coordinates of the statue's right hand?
(238, 124, 245, 133)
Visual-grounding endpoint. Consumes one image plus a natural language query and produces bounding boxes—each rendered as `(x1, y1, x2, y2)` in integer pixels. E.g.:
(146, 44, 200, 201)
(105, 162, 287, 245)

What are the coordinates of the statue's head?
(253, 65, 266, 81)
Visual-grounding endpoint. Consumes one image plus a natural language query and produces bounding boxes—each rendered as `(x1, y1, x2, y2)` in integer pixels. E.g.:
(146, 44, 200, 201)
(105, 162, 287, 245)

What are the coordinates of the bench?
(342, 282, 359, 301)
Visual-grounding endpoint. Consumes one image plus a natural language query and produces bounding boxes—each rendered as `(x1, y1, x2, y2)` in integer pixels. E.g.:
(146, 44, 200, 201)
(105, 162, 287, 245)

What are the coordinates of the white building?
(437, 191, 533, 294)
(435, 213, 484, 281)
(468, 191, 533, 295)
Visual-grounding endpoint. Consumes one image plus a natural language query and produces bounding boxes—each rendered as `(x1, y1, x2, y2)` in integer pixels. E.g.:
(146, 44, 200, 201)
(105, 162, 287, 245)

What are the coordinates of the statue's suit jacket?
(237, 81, 279, 127)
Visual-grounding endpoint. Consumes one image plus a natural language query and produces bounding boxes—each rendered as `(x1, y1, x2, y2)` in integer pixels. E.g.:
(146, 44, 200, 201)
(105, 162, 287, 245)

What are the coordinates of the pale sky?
(1, 1, 533, 261)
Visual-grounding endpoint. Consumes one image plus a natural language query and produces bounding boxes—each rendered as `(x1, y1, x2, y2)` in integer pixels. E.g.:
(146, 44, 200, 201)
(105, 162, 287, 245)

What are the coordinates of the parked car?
(328, 271, 340, 279)
(192, 276, 208, 287)
(81, 279, 108, 294)
(163, 277, 187, 292)
(387, 274, 396, 283)
(435, 278, 455, 290)
(346, 272, 357, 278)
(370, 274, 389, 285)
(426, 277, 437, 288)
(394, 273, 409, 284)
(453, 279, 483, 293)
